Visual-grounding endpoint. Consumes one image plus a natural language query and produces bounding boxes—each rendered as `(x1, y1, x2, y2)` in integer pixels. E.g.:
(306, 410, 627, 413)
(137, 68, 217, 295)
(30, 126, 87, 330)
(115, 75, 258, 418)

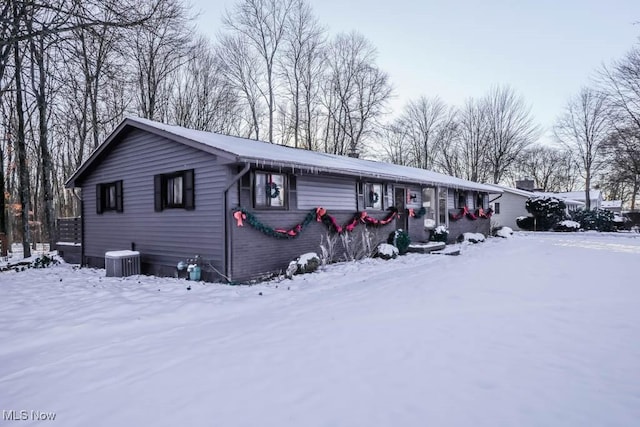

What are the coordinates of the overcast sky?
(193, 0, 640, 144)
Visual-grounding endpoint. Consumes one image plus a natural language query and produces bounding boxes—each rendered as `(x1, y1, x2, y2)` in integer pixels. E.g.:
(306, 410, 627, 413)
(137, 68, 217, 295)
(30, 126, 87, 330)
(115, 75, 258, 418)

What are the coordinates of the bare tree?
(599, 41, 640, 209)
(398, 96, 447, 170)
(217, 34, 265, 139)
(27, 16, 57, 246)
(457, 97, 490, 182)
(601, 126, 640, 209)
(484, 85, 539, 184)
(278, 0, 324, 148)
(555, 87, 610, 209)
(170, 36, 241, 134)
(432, 109, 461, 177)
(128, 0, 194, 120)
(377, 123, 412, 166)
(224, 0, 295, 143)
(11, 0, 32, 257)
(323, 31, 392, 156)
(511, 144, 578, 192)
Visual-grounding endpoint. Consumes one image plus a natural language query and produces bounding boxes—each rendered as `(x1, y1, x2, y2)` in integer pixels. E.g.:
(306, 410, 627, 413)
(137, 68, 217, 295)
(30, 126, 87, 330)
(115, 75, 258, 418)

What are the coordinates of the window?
(456, 190, 468, 208)
(165, 173, 184, 207)
(96, 181, 123, 214)
(364, 183, 383, 210)
(438, 187, 447, 224)
(254, 172, 287, 208)
(476, 193, 484, 209)
(154, 169, 195, 211)
(422, 187, 436, 229)
(494, 202, 501, 214)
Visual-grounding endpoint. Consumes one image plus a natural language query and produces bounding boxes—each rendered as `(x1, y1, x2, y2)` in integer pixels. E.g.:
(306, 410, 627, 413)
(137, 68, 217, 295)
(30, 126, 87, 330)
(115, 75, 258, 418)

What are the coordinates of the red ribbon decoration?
(408, 208, 415, 217)
(233, 210, 246, 226)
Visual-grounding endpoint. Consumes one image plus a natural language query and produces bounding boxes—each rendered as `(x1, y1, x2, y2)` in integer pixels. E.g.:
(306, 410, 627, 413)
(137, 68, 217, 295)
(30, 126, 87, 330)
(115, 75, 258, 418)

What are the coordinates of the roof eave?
(65, 117, 239, 188)
(240, 156, 497, 192)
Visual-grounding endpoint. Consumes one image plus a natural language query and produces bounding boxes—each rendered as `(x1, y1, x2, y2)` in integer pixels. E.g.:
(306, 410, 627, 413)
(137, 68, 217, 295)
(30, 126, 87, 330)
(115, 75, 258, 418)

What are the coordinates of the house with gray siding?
(65, 117, 499, 282)
(488, 185, 585, 230)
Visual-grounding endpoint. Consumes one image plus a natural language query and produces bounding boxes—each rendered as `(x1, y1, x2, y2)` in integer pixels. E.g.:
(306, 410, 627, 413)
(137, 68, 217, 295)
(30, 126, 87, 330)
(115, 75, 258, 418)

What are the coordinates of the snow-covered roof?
(485, 184, 535, 198)
(486, 184, 586, 206)
(553, 190, 602, 202)
(67, 116, 498, 192)
(602, 200, 622, 208)
(534, 192, 585, 206)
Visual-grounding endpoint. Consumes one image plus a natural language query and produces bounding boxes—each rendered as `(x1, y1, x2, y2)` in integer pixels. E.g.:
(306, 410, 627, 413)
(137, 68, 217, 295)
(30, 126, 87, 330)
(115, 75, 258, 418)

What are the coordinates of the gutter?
(489, 194, 503, 203)
(223, 163, 251, 282)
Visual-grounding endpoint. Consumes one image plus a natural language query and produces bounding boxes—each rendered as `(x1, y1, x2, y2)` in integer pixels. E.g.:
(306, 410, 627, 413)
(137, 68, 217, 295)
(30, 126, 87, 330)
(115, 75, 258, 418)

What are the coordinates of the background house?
(488, 185, 535, 230)
(552, 190, 603, 210)
(602, 200, 622, 214)
(64, 117, 498, 282)
(488, 185, 585, 231)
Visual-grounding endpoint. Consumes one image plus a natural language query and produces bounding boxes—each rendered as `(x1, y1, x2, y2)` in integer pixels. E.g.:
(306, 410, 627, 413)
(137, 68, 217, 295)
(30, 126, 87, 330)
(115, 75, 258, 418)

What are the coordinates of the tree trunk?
(0, 146, 6, 235)
(13, 2, 31, 258)
(584, 176, 591, 211)
(29, 34, 56, 247)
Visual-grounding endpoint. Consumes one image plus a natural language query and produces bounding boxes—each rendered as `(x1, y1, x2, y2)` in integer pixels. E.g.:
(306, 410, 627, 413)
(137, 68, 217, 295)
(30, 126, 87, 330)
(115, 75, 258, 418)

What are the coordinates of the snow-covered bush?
(388, 229, 411, 255)
(430, 225, 449, 243)
(571, 209, 615, 232)
(494, 226, 513, 238)
(524, 196, 567, 230)
(32, 254, 60, 269)
(516, 216, 535, 231)
(458, 232, 486, 243)
(286, 252, 320, 278)
(373, 243, 399, 260)
(554, 220, 581, 232)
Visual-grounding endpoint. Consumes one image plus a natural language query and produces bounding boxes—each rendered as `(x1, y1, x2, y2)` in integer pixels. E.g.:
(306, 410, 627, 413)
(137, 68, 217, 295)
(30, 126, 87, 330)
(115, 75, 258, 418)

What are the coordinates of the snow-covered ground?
(1, 232, 639, 427)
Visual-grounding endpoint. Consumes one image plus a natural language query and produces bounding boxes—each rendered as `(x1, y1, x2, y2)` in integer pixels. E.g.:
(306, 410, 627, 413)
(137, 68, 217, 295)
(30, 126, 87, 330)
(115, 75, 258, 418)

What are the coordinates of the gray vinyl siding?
(297, 175, 356, 210)
(446, 188, 491, 242)
(229, 209, 395, 282)
(81, 128, 230, 279)
(490, 192, 529, 230)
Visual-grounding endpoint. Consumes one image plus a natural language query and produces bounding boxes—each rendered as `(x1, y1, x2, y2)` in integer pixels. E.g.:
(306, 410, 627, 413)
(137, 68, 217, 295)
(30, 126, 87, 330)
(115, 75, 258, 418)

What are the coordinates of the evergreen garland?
(449, 206, 493, 221)
(232, 206, 399, 239)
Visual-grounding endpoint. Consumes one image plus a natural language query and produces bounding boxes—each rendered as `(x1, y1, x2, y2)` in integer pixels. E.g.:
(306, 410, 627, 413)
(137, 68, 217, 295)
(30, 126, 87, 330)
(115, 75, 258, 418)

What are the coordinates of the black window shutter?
(96, 184, 103, 214)
(154, 174, 163, 212)
(115, 180, 123, 212)
(184, 169, 195, 210)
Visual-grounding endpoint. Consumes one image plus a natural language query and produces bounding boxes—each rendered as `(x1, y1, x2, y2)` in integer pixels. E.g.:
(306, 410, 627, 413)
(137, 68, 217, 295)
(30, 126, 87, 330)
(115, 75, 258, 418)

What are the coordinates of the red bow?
(233, 211, 246, 227)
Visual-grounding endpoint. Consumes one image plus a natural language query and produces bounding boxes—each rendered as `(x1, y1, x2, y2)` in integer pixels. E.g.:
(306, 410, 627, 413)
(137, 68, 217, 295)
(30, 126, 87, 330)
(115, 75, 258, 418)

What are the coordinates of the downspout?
(223, 163, 250, 283)
(489, 194, 502, 203)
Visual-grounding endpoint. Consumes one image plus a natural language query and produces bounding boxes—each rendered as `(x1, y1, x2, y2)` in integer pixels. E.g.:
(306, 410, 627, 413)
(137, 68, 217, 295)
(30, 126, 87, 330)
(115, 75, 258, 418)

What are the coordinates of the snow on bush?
(373, 243, 399, 260)
(555, 220, 581, 232)
(286, 252, 320, 278)
(388, 229, 410, 255)
(495, 226, 513, 238)
(571, 208, 615, 232)
(525, 196, 567, 230)
(516, 216, 535, 230)
(459, 232, 486, 243)
(430, 225, 449, 243)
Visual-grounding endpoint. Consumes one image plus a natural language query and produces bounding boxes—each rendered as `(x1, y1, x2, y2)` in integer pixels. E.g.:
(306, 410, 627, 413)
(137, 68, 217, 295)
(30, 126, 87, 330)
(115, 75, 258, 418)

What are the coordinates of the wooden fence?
(57, 217, 82, 244)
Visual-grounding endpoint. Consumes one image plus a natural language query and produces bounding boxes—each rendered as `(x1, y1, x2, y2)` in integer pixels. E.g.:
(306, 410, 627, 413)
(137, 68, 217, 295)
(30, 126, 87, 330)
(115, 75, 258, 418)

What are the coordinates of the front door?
(394, 187, 408, 231)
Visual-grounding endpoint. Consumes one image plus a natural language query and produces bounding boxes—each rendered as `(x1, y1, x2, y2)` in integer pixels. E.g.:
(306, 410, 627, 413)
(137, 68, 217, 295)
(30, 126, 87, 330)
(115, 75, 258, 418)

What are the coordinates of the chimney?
(347, 146, 359, 158)
(516, 179, 534, 191)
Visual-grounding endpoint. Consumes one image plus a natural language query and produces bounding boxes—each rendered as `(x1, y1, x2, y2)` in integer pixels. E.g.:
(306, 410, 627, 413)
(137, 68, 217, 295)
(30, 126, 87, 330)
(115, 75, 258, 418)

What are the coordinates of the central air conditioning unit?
(105, 250, 141, 277)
